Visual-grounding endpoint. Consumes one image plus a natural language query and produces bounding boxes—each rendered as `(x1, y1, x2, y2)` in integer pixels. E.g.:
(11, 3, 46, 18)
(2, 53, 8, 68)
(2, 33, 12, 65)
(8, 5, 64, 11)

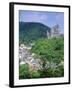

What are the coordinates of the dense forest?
(19, 22, 51, 44)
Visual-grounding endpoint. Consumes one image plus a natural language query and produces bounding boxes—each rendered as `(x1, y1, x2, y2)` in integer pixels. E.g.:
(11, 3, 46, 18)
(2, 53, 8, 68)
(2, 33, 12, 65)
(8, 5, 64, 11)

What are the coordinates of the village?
(19, 44, 41, 70)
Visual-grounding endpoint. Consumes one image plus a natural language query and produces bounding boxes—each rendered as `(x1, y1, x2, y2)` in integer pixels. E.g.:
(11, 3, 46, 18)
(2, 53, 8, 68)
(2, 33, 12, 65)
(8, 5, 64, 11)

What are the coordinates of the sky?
(19, 10, 64, 33)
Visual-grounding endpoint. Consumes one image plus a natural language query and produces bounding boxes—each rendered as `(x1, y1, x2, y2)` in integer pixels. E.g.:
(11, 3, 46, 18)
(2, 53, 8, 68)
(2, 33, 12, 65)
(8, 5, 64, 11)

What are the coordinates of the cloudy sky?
(19, 10, 64, 33)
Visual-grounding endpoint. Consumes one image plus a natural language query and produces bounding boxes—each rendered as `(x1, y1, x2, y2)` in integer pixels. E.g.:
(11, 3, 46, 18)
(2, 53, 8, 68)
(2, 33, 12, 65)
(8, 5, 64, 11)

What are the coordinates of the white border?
(14, 4, 69, 86)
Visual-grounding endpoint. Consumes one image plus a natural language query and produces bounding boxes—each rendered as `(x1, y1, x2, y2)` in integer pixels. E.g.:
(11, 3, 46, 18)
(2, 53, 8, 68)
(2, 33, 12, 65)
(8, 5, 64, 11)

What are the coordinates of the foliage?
(19, 64, 41, 79)
(29, 70, 41, 78)
(19, 22, 50, 44)
(19, 64, 30, 79)
(31, 37, 64, 77)
(31, 37, 64, 63)
(19, 34, 64, 78)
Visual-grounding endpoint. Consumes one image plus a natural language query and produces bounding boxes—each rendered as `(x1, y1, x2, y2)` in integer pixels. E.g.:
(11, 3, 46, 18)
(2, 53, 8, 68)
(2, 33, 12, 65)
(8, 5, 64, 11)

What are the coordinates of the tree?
(31, 37, 64, 77)
(19, 64, 30, 79)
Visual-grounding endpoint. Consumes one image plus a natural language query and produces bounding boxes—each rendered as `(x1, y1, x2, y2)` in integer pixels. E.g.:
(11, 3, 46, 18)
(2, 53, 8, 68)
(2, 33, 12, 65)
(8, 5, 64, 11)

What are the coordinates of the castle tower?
(51, 24, 60, 38)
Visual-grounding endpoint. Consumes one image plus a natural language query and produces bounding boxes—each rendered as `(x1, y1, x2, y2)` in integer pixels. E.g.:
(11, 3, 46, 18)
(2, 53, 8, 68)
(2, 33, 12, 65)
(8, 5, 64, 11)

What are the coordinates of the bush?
(30, 70, 40, 78)
(19, 64, 30, 79)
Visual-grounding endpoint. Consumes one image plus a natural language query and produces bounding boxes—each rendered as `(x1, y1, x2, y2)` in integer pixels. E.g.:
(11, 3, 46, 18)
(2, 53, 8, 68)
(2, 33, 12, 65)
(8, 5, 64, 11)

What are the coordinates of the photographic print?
(9, 2, 70, 87)
(19, 10, 64, 79)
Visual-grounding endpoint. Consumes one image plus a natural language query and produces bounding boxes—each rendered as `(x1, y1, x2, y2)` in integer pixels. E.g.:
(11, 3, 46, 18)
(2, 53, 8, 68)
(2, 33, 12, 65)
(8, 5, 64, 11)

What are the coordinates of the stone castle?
(47, 24, 60, 39)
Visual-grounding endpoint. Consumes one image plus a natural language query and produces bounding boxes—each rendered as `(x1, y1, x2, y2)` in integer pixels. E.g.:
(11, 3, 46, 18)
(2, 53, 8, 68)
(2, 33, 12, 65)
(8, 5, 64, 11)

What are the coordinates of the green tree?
(31, 37, 64, 77)
(19, 64, 30, 79)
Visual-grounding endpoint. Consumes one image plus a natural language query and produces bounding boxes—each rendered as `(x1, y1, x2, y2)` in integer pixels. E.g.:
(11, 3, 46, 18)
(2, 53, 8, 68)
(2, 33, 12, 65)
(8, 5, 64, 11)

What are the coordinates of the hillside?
(19, 22, 51, 44)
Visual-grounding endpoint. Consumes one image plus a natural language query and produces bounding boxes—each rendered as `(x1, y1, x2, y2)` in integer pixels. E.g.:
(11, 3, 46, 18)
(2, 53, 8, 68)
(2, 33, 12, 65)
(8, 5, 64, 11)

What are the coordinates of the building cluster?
(19, 44, 40, 70)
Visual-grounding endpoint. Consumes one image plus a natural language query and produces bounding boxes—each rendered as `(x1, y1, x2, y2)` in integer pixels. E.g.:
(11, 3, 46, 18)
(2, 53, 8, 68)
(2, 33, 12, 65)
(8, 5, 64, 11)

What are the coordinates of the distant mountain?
(19, 22, 51, 44)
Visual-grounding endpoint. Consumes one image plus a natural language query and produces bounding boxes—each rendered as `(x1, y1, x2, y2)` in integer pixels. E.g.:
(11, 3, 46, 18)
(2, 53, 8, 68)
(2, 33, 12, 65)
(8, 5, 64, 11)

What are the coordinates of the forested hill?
(19, 22, 51, 44)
